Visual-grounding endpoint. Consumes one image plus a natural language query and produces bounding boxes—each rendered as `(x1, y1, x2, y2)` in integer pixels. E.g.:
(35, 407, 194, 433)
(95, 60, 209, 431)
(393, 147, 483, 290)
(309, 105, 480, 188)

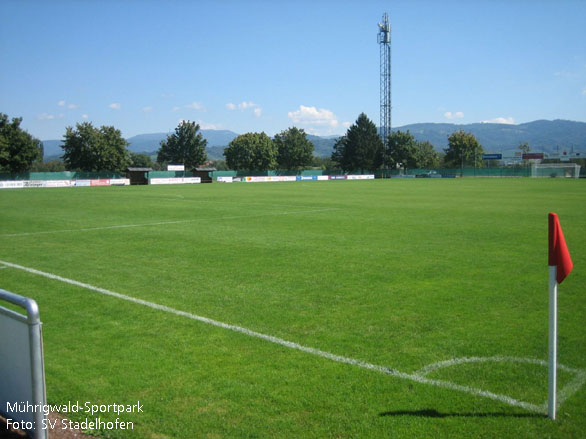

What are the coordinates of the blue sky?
(2, 0, 585, 140)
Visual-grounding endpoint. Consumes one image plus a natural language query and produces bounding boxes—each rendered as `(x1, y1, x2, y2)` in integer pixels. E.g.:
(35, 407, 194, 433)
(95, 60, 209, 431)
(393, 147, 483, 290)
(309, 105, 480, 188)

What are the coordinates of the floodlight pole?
(548, 265, 557, 420)
(378, 13, 391, 170)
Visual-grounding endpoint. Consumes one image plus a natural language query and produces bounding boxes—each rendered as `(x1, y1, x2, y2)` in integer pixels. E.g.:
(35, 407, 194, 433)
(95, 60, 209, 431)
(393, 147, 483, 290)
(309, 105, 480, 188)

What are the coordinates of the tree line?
(1, 111, 491, 174)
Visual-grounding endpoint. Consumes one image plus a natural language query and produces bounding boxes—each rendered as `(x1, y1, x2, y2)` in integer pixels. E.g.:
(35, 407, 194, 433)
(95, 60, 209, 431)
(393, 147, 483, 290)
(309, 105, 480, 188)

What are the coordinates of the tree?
(130, 152, 154, 168)
(312, 155, 336, 170)
(157, 121, 207, 169)
(0, 113, 43, 173)
(273, 127, 314, 171)
(31, 160, 66, 172)
(443, 130, 484, 168)
(414, 141, 440, 169)
(519, 141, 531, 165)
(387, 130, 418, 169)
(224, 132, 277, 171)
(518, 141, 530, 155)
(331, 113, 383, 172)
(386, 131, 440, 170)
(62, 122, 130, 172)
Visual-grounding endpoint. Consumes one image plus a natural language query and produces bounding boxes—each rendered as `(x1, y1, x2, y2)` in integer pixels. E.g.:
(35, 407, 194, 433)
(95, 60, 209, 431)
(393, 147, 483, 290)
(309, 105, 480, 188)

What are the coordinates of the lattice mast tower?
(378, 13, 391, 147)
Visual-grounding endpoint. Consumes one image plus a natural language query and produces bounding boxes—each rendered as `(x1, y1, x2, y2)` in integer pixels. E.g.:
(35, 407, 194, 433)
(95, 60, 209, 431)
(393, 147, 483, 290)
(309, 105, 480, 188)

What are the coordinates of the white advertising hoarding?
(150, 177, 201, 185)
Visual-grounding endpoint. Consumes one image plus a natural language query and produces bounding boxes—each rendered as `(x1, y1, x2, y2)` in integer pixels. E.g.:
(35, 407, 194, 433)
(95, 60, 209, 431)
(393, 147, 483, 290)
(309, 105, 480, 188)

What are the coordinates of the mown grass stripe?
(0, 207, 339, 238)
(0, 258, 555, 414)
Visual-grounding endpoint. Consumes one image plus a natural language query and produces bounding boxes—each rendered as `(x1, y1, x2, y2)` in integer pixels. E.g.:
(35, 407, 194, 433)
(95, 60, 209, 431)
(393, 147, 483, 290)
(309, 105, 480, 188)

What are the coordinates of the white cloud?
(288, 105, 339, 128)
(177, 119, 221, 130)
(109, 103, 121, 110)
(444, 111, 464, 120)
(226, 101, 262, 117)
(342, 121, 352, 129)
(142, 106, 153, 113)
(82, 114, 89, 119)
(185, 102, 205, 111)
(58, 100, 78, 109)
(238, 101, 255, 110)
(582, 87, 586, 96)
(227, 101, 258, 111)
(482, 117, 515, 124)
(37, 113, 64, 120)
(174, 102, 205, 112)
(198, 121, 221, 130)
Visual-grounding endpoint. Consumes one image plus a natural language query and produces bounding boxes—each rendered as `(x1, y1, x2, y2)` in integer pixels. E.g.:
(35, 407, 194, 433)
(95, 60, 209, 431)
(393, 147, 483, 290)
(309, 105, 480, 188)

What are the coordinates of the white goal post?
(531, 163, 581, 179)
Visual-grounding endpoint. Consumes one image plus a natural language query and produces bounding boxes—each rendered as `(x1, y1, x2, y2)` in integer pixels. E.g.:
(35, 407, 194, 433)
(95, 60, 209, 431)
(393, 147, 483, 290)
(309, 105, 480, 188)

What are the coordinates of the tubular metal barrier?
(0, 288, 47, 439)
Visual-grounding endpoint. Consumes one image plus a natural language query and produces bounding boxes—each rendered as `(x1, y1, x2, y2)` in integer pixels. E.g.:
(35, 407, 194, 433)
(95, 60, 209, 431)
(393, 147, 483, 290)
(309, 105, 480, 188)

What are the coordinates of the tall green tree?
(224, 132, 277, 171)
(130, 152, 154, 168)
(387, 130, 418, 169)
(273, 127, 314, 171)
(414, 140, 440, 169)
(157, 121, 207, 169)
(331, 113, 383, 172)
(443, 130, 484, 168)
(62, 122, 130, 172)
(386, 131, 440, 169)
(0, 113, 43, 173)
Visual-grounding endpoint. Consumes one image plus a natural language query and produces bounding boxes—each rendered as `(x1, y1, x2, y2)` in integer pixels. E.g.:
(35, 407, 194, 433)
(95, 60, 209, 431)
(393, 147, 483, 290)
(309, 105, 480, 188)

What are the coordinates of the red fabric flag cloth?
(549, 213, 574, 284)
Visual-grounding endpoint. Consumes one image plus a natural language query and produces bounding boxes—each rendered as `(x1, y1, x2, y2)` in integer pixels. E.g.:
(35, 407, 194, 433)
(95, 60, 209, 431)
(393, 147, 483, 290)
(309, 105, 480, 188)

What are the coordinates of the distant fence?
(0, 171, 123, 181)
(210, 168, 534, 178)
(377, 167, 533, 178)
(2, 167, 584, 185)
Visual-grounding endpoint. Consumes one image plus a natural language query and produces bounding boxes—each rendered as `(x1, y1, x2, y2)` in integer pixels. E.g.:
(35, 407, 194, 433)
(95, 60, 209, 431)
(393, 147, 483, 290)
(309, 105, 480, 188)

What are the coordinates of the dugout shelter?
(126, 167, 153, 185)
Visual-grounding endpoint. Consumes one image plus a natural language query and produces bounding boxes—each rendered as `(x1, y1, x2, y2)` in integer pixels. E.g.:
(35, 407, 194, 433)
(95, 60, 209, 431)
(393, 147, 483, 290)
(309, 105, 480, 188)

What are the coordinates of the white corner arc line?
(416, 355, 586, 411)
(0, 208, 339, 238)
(2, 259, 584, 414)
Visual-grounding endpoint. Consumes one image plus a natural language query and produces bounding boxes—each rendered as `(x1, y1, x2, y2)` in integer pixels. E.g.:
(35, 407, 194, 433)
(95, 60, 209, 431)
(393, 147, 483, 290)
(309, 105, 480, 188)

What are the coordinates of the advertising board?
(150, 177, 201, 185)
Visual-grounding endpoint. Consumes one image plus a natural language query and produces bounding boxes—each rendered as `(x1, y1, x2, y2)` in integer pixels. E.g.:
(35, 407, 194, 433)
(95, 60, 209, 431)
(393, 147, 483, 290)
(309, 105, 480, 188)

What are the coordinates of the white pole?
(548, 265, 558, 420)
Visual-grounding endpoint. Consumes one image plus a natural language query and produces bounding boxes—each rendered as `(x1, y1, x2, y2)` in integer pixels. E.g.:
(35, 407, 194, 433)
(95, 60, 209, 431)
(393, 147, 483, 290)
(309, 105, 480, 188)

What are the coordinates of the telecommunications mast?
(378, 13, 391, 147)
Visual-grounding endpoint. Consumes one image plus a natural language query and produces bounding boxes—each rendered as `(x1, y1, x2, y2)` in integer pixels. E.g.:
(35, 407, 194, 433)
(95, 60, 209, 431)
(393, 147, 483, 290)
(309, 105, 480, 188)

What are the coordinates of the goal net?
(531, 163, 581, 179)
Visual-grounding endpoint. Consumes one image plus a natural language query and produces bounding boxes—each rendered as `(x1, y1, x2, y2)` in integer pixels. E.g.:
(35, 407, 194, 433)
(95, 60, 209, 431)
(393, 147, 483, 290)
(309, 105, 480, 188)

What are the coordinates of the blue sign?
(482, 154, 502, 160)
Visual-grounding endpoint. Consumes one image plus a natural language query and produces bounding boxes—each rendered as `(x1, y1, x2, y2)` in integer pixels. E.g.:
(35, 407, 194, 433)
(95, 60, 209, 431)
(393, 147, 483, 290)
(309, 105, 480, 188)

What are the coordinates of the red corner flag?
(548, 213, 573, 284)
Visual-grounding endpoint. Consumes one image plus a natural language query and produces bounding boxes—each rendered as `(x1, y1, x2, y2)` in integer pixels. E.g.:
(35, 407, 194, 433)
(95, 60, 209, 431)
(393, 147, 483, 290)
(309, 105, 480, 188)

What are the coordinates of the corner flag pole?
(548, 213, 573, 420)
(548, 263, 557, 420)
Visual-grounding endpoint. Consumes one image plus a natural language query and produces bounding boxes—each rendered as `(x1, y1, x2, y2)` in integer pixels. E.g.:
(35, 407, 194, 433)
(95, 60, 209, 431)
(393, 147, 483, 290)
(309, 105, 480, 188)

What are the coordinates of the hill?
(41, 120, 586, 161)
(400, 120, 586, 153)
(41, 130, 240, 159)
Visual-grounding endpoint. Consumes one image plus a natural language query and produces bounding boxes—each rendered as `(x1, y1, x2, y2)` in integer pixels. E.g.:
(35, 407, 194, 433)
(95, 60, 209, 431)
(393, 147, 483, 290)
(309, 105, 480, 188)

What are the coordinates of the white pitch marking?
(416, 355, 586, 411)
(2, 259, 585, 414)
(416, 355, 583, 376)
(0, 208, 339, 238)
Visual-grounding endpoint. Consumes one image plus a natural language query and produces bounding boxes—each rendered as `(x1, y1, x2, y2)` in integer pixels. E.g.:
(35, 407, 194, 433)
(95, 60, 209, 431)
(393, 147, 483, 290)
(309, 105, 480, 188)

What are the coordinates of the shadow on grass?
(379, 409, 546, 419)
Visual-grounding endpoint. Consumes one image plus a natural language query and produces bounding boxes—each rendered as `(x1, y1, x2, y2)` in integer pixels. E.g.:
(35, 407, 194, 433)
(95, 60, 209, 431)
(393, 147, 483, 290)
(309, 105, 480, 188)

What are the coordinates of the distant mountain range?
(41, 119, 586, 161)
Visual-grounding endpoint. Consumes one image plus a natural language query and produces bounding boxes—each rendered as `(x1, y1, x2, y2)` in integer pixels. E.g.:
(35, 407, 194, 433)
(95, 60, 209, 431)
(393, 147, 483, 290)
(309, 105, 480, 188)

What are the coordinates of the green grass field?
(1, 178, 585, 438)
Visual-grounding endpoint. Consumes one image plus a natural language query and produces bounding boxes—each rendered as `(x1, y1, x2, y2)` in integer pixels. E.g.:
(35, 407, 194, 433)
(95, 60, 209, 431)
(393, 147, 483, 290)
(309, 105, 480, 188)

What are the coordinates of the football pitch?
(1, 178, 585, 438)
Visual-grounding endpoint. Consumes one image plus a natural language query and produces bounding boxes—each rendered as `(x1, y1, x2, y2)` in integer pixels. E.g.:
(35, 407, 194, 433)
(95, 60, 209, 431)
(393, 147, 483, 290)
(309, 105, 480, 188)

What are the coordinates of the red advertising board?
(90, 179, 110, 186)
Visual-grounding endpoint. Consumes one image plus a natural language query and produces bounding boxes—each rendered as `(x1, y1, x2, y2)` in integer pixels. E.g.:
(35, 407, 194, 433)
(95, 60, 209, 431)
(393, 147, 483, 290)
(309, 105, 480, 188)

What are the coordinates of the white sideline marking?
(0, 208, 339, 238)
(2, 259, 585, 414)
